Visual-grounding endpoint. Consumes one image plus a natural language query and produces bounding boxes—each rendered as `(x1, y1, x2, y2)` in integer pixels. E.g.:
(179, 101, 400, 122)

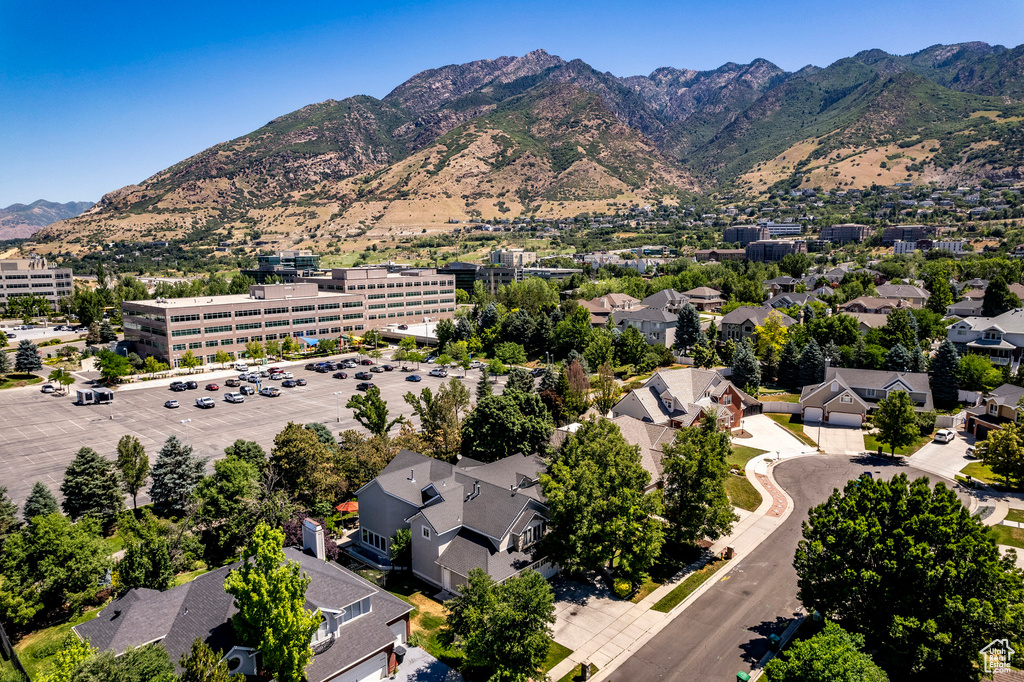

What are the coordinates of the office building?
(477, 266, 519, 294)
(881, 225, 944, 246)
(723, 225, 769, 246)
(489, 249, 537, 268)
(296, 268, 457, 326)
(820, 223, 871, 243)
(0, 258, 73, 306)
(241, 250, 323, 283)
(759, 221, 803, 237)
(437, 262, 480, 293)
(745, 240, 808, 262)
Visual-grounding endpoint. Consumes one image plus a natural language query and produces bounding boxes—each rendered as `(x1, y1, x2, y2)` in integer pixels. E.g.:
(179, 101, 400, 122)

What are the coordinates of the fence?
(761, 401, 801, 414)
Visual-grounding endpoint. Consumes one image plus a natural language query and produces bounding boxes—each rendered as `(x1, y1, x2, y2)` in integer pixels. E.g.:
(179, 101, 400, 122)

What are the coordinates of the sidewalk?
(548, 451, 804, 682)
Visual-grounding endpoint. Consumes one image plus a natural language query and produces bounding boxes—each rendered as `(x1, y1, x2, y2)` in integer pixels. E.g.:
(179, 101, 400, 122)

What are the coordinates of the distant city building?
(820, 223, 871, 243)
(745, 240, 808, 262)
(693, 249, 746, 262)
(296, 268, 456, 327)
(490, 249, 537, 268)
(242, 249, 322, 283)
(881, 225, 943, 246)
(758, 220, 803, 237)
(437, 261, 480, 293)
(521, 266, 582, 281)
(0, 257, 73, 306)
(893, 239, 966, 255)
(477, 266, 519, 294)
(723, 225, 769, 246)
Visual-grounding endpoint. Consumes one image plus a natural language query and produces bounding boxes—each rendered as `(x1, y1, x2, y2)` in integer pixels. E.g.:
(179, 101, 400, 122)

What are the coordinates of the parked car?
(170, 381, 186, 391)
(356, 382, 375, 391)
(239, 385, 256, 395)
(341, 360, 356, 369)
(185, 381, 199, 390)
(382, 365, 394, 372)
(530, 368, 545, 377)
(370, 366, 384, 374)
(304, 363, 318, 371)
(355, 371, 372, 380)
(205, 383, 220, 391)
(234, 362, 249, 373)
(224, 392, 245, 403)
(225, 378, 240, 387)
(258, 370, 270, 378)
(405, 375, 422, 382)
(164, 400, 179, 408)
(259, 387, 281, 397)
(280, 372, 294, 379)
(296, 378, 307, 386)
(282, 379, 297, 388)
(5, 333, 15, 339)
(195, 397, 215, 409)
(469, 360, 484, 369)
(325, 361, 338, 371)
(398, 324, 408, 330)
(965, 445, 978, 459)
(268, 366, 282, 373)
(360, 359, 374, 366)
(934, 429, 956, 444)
(40, 383, 55, 393)
(429, 368, 448, 378)
(333, 371, 348, 379)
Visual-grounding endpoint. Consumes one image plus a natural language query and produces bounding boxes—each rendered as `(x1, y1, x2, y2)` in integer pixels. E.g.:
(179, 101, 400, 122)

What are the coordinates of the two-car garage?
(802, 407, 862, 427)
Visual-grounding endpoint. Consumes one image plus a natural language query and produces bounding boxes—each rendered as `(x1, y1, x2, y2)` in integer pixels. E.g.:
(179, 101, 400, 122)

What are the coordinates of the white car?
(224, 392, 245, 404)
(429, 368, 448, 378)
(41, 383, 55, 393)
(280, 372, 294, 380)
(934, 429, 956, 444)
(234, 362, 249, 372)
(195, 397, 215, 409)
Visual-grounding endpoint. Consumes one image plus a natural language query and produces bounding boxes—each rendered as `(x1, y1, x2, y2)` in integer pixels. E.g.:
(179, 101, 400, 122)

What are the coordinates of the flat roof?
(123, 289, 355, 309)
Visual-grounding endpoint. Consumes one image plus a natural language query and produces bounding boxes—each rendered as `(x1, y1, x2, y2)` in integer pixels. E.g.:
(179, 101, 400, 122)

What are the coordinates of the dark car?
(296, 378, 307, 386)
(354, 371, 372, 380)
(169, 381, 186, 391)
(282, 379, 297, 388)
(259, 386, 280, 397)
(398, 324, 408, 330)
(185, 381, 199, 390)
(530, 368, 545, 377)
(239, 385, 256, 395)
(304, 363, 318, 371)
(333, 371, 348, 379)
(325, 361, 338, 371)
(370, 366, 384, 373)
(315, 366, 330, 373)
(405, 375, 422, 382)
(382, 365, 394, 372)
(360, 359, 374, 366)
(355, 382, 375, 391)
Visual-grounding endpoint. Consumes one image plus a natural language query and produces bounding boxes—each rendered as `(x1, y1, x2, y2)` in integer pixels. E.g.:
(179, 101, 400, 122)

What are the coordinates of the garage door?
(803, 407, 823, 423)
(828, 412, 862, 427)
(328, 652, 386, 682)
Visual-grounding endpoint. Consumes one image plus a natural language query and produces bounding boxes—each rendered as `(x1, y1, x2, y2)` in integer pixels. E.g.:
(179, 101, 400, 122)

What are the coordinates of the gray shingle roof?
(370, 450, 455, 505)
(720, 306, 796, 327)
(615, 308, 676, 323)
(436, 528, 541, 582)
(875, 284, 928, 300)
(641, 289, 688, 309)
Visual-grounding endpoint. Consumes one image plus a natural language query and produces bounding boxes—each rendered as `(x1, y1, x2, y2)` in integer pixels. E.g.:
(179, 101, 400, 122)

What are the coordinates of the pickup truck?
(195, 397, 215, 409)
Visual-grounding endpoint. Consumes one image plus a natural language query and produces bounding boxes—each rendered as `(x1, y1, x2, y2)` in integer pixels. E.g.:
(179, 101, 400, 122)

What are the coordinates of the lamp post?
(179, 418, 192, 444)
(333, 391, 344, 423)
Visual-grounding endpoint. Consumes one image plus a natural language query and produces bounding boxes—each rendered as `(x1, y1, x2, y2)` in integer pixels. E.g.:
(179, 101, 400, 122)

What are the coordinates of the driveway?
(810, 424, 865, 455)
(735, 413, 816, 456)
(550, 575, 635, 651)
(911, 431, 977, 479)
(392, 647, 462, 682)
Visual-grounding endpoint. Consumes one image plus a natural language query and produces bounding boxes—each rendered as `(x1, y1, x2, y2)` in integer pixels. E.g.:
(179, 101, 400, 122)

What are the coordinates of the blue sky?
(1, 0, 1022, 207)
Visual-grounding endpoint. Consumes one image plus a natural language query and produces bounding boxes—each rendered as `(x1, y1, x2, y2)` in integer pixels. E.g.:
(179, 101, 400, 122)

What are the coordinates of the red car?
(205, 383, 220, 391)
(268, 366, 282, 374)
(360, 359, 374, 365)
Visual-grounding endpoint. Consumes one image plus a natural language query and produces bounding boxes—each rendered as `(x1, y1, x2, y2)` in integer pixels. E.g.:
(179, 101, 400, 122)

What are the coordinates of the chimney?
(302, 518, 326, 561)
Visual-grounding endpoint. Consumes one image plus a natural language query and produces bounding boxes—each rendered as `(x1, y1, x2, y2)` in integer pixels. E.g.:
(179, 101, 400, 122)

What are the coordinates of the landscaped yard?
(651, 557, 729, 613)
(558, 663, 599, 682)
(758, 391, 800, 403)
(728, 445, 767, 471)
(988, 524, 1024, 550)
(543, 641, 573, 673)
(629, 543, 705, 604)
(1005, 508, 1024, 524)
(14, 609, 100, 680)
(725, 474, 762, 512)
(864, 433, 927, 457)
(0, 372, 44, 390)
(766, 413, 819, 448)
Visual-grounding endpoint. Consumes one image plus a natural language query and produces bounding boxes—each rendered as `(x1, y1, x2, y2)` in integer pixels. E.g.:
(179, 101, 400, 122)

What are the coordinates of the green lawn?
(558, 663, 599, 682)
(728, 445, 767, 471)
(15, 609, 101, 680)
(989, 524, 1024, 550)
(766, 414, 819, 448)
(759, 392, 800, 403)
(651, 558, 729, 613)
(1005, 509, 1024, 524)
(543, 641, 573, 673)
(0, 373, 44, 390)
(864, 433, 927, 457)
(725, 475, 762, 512)
(628, 543, 705, 604)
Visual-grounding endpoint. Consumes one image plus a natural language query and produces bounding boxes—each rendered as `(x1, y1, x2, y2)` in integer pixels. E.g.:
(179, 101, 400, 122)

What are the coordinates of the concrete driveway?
(735, 413, 817, 456)
(550, 575, 636, 651)
(911, 431, 977, 479)
(392, 647, 462, 682)
(810, 424, 865, 455)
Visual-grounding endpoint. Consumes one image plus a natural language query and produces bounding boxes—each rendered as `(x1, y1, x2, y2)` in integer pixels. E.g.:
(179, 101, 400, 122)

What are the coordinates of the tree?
(925, 277, 954, 316)
(116, 511, 173, 595)
(98, 321, 118, 344)
(879, 309, 918, 351)
(982, 277, 1021, 317)
(116, 435, 150, 509)
(264, 338, 281, 359)
(0, 345, 11, 376)
(441, 568, 555, 682)
(563, 359, 591, 418)
(593, 362, 621, 415)
(978, 423, 1024, 487)
(494, 341, 526, 365)
(390, 528, 412, 571)
(883, 343, 912, 372)
(149, 435, 206, 516)
(179, 350, 201, 373)
(66, 644, 175, 682)
(476, 367, 492, 401)
(778, 338, 802, 391)
(584, 331, 615, 370)
(14, 339, 42, 374)
(692, 339, 719, 368)
(178, 639, 231, 682)
(794, 474, 1024, 680)
(347, 385, 403, 437)
(461, 391, 554, 462)
(731, 339, 761, 393)
(0, 486, 19, 552)
(142, 355, 168, 376)
(661, 414, 738, 545)
(929, 340, 960, 409)
(85, 321, 101, 346)
(224, 439, 267, 473)
(95, 349, 133, 383)
(60, 447, 124, 526)
(38, 635, 94, 682)
(541, 418, 663, 584)
(194, 455, 261, 557)
(764, 621, 888, 682)
(506, 367, 535, 394)
(674, 303, 703, 353)
(223, 524, 320, 682)
(798, 339, 825, 388)
(872, 391, 918, 456)
(244, 339, 265, 362)
(270, 422, 339, 504)
(436, 318, 456, 351)
(956, 353, 1002, 392)
(404, 379, 470, 461)
(23, 481, 59, 522)
(754, 310, 790, 360)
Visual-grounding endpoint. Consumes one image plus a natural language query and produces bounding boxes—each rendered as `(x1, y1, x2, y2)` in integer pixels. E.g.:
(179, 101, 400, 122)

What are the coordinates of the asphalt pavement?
(605, 454, 971, 681)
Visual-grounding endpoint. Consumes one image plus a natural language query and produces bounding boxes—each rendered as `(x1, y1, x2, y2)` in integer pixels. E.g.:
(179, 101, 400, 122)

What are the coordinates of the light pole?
(179, 419, 192, 444)
(546, 351, 551, 367)
(333, 391, 344, 423)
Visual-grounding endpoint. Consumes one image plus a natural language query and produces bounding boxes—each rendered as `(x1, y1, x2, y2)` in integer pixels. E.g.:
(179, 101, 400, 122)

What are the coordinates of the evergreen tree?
(116, 435, 150, 510)
(674, 303, 703, 353)
(884, 344, 913, 372)
(880, 309, 918, 350)
(798, 339, 825, 388)
(149, 435, 206, 516)
(853, 336, 870, 369)
(98, 321, 118, 344)
(731, 340, 761, 392)
(60, 447, 124, 526)
(982, 277, 1021, 318)
(23, 481, 59, 522)
(14, 339, 42, 374)
(506, 366, 535, 394)
(0, 347, 11, 376)
(0, 485, 19, 550)
(454, 316, 475, 342)
(821, 340, 840, 365)
(476, 367, 492, 401)
(911, 343, 929, 373)
(929, 340, 960, 409)
(778, 339, 802, 391)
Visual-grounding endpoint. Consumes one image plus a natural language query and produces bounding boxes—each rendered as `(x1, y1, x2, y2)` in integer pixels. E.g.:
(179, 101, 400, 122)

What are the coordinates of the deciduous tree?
(403, 378, 470, 461)
(347, 385, 403, 437)
(872, 391, 919, 456)
(982, 277, 1021, 318)
(461, 391, 554, 462)
(270, 423, 339, 504)
(178, 639, 231, 682)
(116, 435, 150, 509)
(764, 621, 888, 682)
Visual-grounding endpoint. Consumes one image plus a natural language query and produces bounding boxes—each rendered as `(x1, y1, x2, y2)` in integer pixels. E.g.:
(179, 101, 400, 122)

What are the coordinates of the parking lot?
(0, 357, 502, 506)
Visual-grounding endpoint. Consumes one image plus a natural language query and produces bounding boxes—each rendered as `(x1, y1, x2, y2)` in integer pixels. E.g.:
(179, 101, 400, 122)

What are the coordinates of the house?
(799, 368, 934, 426)
(74, 523, 413, 682)
(965, 383, 1024, 439)
(681, 286, 726, 311)
(610, 368, 761, 430)
(947, 309, 1024, 367)
(577, 293, 641, 326)
(640, 289, 690, 315)
(693, 249, 746, 262)
(766, 292, 816, 310)
(839, 297, 920, 315)
(354, 451, 556, 592)
(960, 288, 987, 301)
(874, 284, 929, 306)
(845, 312, 890, 334)
(615, 307, 678, 347)
(765, 276, 799, 296)
(946, 299, 984, 318)
(550, 416, 677, 490)
(956, 278, 989, 292)
(719, 306, 797, 343)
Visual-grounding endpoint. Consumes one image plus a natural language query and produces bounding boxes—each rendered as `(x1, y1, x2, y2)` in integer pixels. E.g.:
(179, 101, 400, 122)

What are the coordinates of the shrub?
(612, 577, 633, 599)
(915, 410, 937, 438)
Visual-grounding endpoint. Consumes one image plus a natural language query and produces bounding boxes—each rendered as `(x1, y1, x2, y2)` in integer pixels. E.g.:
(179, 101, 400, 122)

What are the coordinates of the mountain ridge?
(0, 200, 94, 240)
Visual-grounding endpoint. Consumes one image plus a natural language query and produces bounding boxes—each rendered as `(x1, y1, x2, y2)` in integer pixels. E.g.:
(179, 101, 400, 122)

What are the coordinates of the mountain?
(0, 200, 93, 240)
(34, 43, 1024, 250)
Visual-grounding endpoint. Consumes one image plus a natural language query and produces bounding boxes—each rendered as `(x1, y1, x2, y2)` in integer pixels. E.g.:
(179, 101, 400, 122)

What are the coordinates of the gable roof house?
(839, 297, 921, 315)
(799, 368, 933, 427)
(610, 368, 760, 431)
(354, 451, 555, 593)
(640, 289, 690, 315)
(577, 293, 642, 326)
(615, 307, 678, 347)
(765, 276, 800, 296)
(965, 383, 1024, 439)
(874, 284, 929, 306)
(680, 286, 726, 311)
(765, 292, 816, 310)
(550, 416, 678, 491)
(844, 312, 890, 334)
(719, 306, 797, 343)
(947, 309, 1024, 368)
(946, 298, 985, 318)
(75, 524, 413, 682)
